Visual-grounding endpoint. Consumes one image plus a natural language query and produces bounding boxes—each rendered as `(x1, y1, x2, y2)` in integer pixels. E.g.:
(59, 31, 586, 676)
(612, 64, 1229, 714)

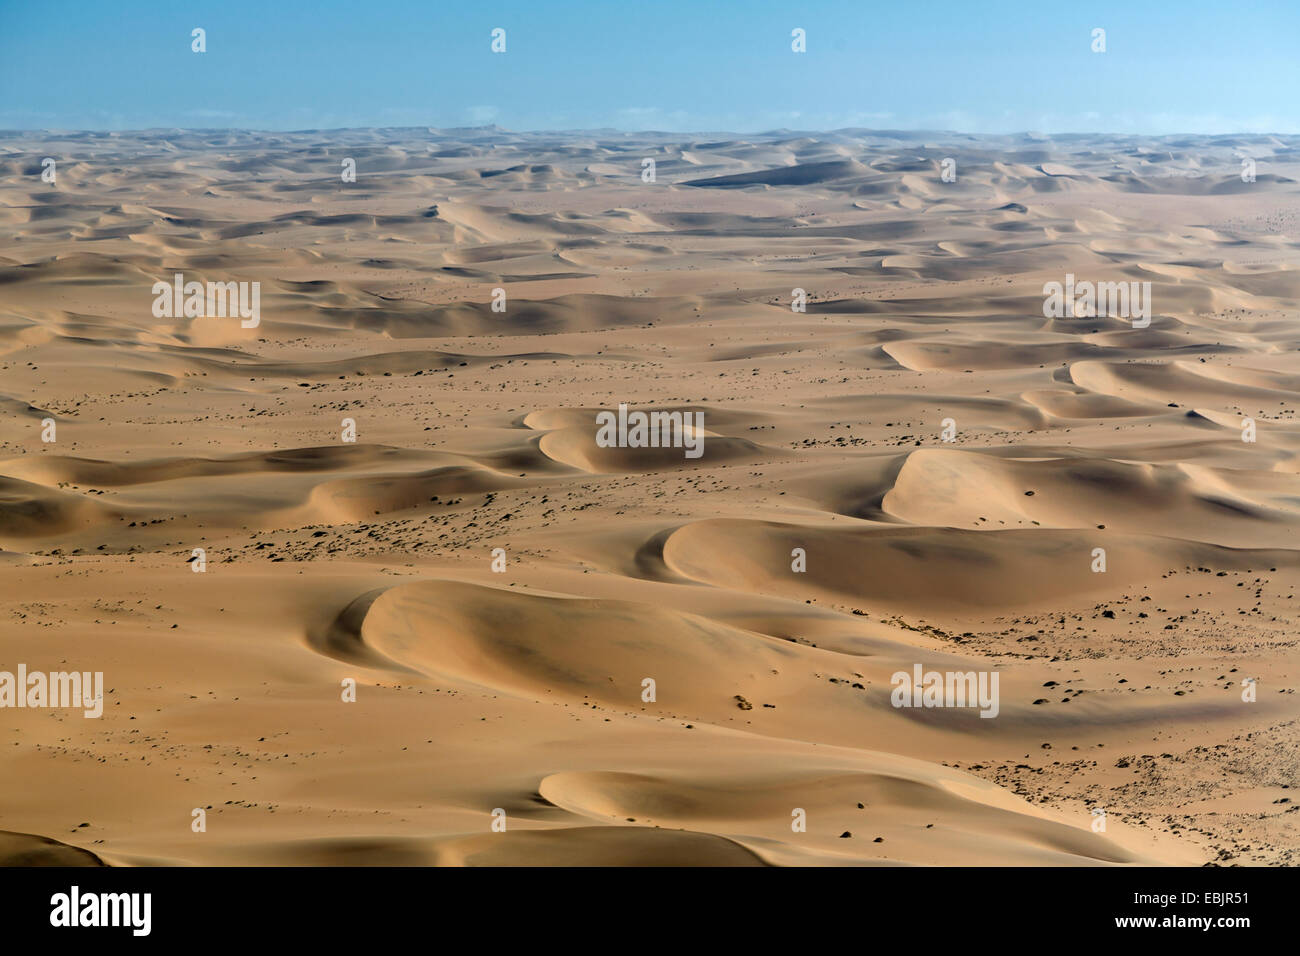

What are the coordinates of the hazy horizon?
(6, 125, 1299, 138)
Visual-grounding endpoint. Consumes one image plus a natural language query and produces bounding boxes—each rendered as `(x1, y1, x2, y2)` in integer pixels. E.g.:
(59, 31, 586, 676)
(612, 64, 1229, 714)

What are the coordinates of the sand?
(0, 127, 1296, 865)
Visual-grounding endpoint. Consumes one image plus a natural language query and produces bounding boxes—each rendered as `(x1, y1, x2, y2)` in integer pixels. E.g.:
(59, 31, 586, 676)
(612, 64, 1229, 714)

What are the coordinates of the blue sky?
(2, 0, 1297, 133)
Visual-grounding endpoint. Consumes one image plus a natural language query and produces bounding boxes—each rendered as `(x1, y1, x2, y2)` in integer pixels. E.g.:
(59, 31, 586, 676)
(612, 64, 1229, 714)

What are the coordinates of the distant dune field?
(0, 128, 1296, 865)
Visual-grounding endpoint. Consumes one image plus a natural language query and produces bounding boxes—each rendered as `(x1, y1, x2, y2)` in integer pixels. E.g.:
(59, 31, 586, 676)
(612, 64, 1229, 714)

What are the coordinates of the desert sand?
(0, 128, 1296, 865)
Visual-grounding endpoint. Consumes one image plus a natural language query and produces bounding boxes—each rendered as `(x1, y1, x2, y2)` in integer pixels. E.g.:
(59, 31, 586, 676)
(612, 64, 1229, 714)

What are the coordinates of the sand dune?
(1, 128, 1296, 866)
(882, 448, 1300, 547)
(0, 831, 106, 867)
